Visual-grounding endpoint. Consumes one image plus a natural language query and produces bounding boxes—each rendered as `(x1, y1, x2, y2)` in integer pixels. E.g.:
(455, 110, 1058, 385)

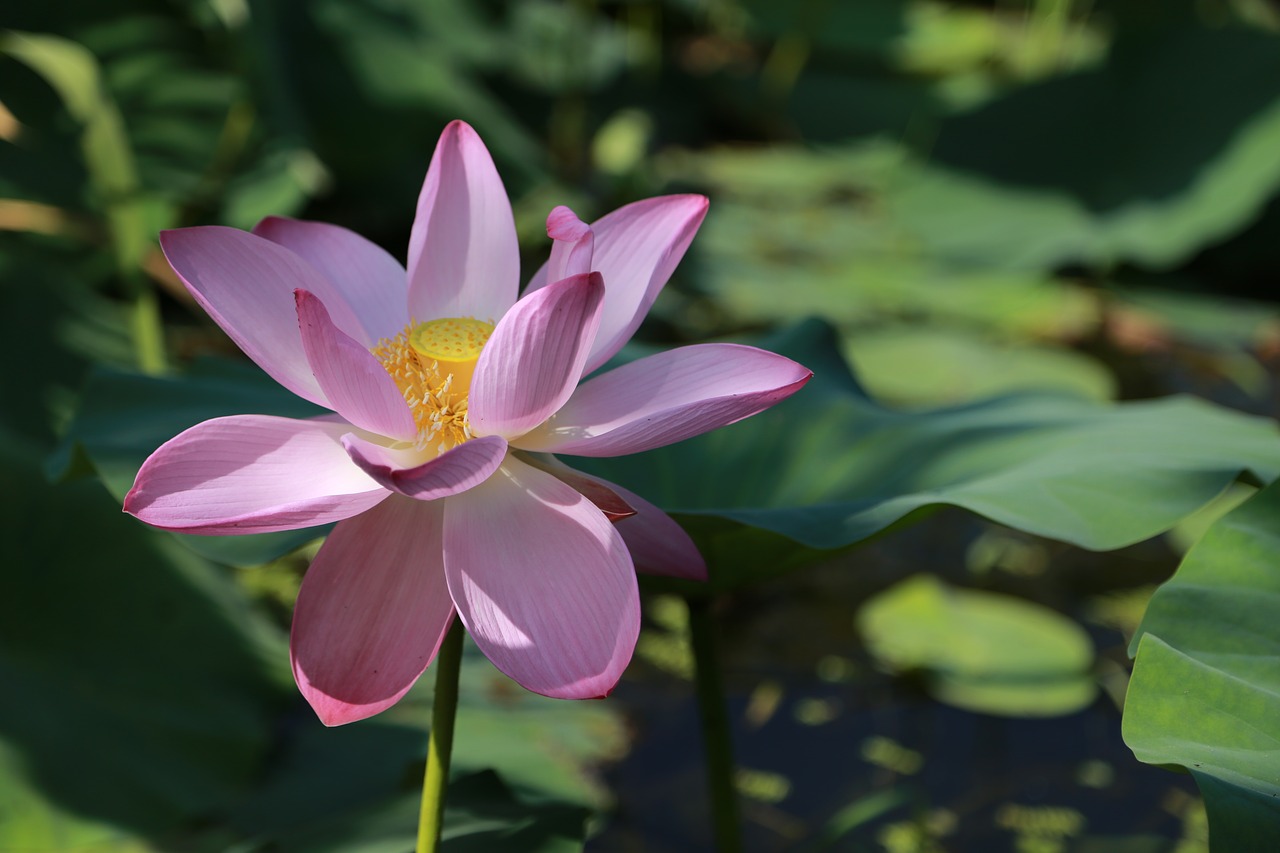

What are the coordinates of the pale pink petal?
(254, 216, 408, 343)
(406, 120, 518, 323)
(526, 195, 709, 373)
(341, 433, 507, 500)
(124, 415, 389, 534)
(545, 205, 594, 282)
(291, 496, 454, 725)
(515, 343, 812, 457)
(443, 455, 639, 699)
(160, 227, 366, 407)
(469, 273, 605, 439)
(295, 290, 417, 441)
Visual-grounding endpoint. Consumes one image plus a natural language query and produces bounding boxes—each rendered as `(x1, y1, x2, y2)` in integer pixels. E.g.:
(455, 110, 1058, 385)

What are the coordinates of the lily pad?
(858, 575, 1096, 717)
(1123, 478, 1280, 847)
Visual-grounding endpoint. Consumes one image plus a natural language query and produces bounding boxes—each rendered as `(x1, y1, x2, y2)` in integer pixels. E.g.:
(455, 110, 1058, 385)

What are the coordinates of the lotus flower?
(125, 120, 811, 725)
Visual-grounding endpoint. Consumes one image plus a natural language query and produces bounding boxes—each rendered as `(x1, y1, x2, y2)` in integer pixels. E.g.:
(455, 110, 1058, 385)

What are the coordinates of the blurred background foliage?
(3, 0, 1280, 849)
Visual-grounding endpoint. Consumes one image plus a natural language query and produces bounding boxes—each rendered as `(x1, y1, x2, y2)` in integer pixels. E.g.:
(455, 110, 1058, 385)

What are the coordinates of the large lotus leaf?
(575, 320, 1280, 590)
(50, 358, 327, 566)
(858, 575, 1096, 717)
(1123, 479, 1280, 847)
(904, 24, 1280, 270)
(669, 22, 1280, 300)
(232, 697, 610, 849)
(260, 770, 588, 853)
(0, 439, 290, 839)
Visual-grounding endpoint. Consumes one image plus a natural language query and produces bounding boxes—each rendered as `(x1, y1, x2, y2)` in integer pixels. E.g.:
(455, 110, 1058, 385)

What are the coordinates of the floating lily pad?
(858, 575, 1096, 717)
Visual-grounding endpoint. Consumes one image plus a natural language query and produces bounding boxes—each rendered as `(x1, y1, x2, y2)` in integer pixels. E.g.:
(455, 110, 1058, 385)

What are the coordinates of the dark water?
(590, 511, 1202, 852)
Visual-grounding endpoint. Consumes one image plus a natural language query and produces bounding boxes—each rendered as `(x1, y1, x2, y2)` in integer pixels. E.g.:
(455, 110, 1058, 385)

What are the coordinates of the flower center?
(371, 317, 494, 454)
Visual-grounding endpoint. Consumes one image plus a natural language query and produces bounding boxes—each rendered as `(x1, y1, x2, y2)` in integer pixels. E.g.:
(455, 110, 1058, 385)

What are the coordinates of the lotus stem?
(417, 618, 464, 853)
(687, 595, 743, 852)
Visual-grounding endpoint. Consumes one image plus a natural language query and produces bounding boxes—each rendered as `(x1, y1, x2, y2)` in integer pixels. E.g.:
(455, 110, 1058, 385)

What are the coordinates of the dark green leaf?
(0, 440, 290, 838)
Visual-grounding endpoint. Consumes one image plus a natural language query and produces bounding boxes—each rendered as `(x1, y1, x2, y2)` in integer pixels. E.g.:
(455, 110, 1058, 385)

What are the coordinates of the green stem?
(417, 619, 464, 853)
(686, 595, 743, 853)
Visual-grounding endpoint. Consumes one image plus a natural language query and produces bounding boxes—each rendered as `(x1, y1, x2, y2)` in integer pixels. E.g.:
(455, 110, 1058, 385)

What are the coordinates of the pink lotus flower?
(125, 120, 810, 725)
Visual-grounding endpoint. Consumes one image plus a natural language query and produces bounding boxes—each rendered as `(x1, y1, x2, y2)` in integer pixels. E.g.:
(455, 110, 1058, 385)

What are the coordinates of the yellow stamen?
(371, 317, 494, 454)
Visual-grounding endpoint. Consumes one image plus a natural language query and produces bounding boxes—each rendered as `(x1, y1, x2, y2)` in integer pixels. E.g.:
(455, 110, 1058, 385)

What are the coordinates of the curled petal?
(515, 343, 812, 457)
(526, 195, 709, 373)
(341, 434, 508, 501)
(295, 290, 417, 441)
(255, 216, 408, 344)
(469, 273, 604, 439)
(544, 205, 594, 282)
(443, 455, 639, 699)
(124, 415, 388, 534)
(291, 497, 454, 726)
(407, 120, 519, 323)
(160, 226, 366, 407)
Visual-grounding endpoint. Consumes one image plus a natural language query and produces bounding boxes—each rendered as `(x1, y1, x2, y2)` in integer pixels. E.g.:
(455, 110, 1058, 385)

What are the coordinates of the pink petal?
(124, 415, 389, 534)
(442, 455, 639, 699)
(526, 195, 709, 373)
(295, 290, 417, 441)
(406, 120, 519, 323)
(548, 464, 706, 580)
(341, 433, 508, 500)
(515, 343, 812, 457)
(160, 227, 367, 407)
(469, 273, 605, 439)
(291, 496, 454, 725)
(545, 205, 594, 282)
(254, 216, 408, 344)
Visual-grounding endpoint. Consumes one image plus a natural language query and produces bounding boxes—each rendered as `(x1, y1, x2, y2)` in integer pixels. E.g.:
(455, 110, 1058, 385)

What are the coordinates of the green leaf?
(858, 575, 1096, 717)
(845, 325, 1115, 407)
(577, 320, 1280, 590)
(257, 770, 589, 853)
(1123, 479, 1280, 846)
(912, 24, 1280, 270)
(51, 358, 328, 566)
(0, 440, 290, 839)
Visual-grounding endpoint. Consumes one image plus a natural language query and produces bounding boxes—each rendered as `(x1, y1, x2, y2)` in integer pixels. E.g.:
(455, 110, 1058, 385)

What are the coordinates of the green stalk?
(686, 595, 743, 853)
(417, 619, 464, 853)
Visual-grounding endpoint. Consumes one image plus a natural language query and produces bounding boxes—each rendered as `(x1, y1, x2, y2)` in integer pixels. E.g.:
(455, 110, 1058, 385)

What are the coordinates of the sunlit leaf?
(846, 325, 1114, 407)
(1123, 479, 1280, 847)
